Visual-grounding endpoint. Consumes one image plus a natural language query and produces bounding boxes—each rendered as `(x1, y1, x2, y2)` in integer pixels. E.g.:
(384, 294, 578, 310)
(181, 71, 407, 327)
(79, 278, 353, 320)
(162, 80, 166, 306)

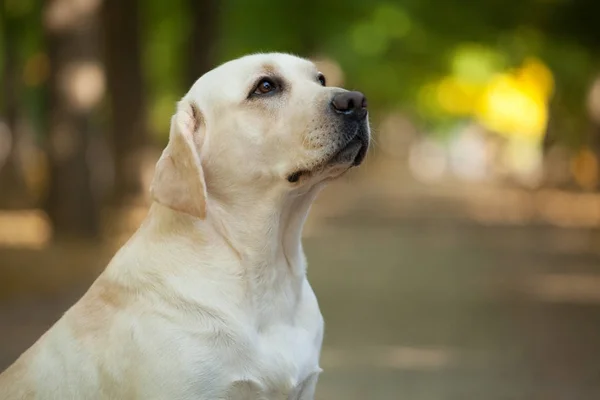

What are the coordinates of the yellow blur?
(433, 56, 554, 140)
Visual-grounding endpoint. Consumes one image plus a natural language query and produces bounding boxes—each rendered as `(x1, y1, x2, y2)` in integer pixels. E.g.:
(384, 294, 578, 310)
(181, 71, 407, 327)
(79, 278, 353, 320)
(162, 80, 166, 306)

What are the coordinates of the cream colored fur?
(0, 53, 369, 399)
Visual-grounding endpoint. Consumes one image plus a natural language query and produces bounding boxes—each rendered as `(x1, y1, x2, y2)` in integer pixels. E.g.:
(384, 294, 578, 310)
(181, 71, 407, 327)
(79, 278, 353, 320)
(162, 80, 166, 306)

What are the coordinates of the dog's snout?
(331, 91, 368, 120)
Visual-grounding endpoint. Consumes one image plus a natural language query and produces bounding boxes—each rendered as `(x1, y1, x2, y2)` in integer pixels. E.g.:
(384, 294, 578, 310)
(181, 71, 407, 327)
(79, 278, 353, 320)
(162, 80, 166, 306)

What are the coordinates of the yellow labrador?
(0, 53, 370, 399)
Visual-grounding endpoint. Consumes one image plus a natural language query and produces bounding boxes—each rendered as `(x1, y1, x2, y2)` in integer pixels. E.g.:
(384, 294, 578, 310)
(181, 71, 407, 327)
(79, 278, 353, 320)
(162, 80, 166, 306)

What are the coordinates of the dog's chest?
(222, 320, 323, 400)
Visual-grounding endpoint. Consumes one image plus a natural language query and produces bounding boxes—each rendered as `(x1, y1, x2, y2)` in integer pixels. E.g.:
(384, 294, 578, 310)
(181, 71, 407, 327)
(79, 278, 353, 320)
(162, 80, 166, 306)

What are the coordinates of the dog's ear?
(150, 100, 207, 219)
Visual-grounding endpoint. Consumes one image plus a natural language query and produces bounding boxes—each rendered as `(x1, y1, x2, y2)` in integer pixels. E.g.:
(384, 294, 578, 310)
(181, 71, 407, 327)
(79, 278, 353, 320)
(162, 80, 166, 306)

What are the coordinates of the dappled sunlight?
(60, 62, 106, 111)
(0, 205, 147, 251)
(476, 66, 550, 139)
(394, 53, 563, 189)
(436, 76, 482, 116)
(411, 54, 555, 187)
(0, 210, 51, 249)
(425, 50, 553, 140)
(500, 136, 544, 187)
(448, 124, 490, 182)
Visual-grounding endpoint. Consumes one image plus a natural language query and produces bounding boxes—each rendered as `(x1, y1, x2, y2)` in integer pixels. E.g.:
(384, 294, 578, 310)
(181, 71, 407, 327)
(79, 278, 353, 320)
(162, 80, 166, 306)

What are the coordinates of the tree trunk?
(102, 0, 147, 205)
(43, 0, 104, 239)
(0, 2, 32, 209)
(186, 0, 220, 87)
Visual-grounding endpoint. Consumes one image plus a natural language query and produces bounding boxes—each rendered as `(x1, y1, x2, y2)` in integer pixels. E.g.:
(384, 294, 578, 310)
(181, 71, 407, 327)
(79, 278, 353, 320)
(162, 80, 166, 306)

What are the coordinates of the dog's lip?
(286, 133, 368, 183)
(330, 130, 369, 167)
(347, 133, 368, 166)
(353, 142, 367, 166)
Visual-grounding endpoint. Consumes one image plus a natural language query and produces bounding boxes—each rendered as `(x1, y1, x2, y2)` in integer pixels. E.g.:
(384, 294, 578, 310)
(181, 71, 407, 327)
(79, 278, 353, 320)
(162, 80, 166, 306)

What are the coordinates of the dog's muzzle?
(329, 91, 369, 166)
(286, 91, 370, 183)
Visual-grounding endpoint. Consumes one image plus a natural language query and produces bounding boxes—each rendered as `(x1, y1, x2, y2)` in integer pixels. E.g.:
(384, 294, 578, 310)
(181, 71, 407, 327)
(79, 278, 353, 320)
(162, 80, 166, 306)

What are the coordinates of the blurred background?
(2, 0, 600, 398)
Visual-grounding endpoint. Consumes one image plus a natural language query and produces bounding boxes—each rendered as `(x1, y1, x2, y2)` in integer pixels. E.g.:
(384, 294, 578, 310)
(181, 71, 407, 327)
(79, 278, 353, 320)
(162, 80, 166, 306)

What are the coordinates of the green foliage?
(142, 0, 189, 137)
(1, 0, 599, 146)
(1, 0, 44, 139)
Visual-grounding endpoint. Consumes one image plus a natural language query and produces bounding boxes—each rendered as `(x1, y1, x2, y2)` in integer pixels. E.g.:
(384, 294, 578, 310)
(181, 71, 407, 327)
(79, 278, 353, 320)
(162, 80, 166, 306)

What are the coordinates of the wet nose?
(331, 91, 368, 120)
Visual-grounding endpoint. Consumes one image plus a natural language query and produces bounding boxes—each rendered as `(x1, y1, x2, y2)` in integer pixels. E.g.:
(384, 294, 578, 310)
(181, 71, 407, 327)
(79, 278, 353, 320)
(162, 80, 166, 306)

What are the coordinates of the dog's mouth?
(287, 129, 369, 183)
(330, 132, 369, 167)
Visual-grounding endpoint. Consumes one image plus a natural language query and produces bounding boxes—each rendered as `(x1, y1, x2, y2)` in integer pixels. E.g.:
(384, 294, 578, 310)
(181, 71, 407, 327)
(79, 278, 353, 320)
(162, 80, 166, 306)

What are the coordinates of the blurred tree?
(2, 0, 600, 227)
(103, 0, 147, 204)
(43, 0, 104, 238)
(142, 0, 187, 139)
(186, 0, 220, 87)
(0, 1, 32, 209)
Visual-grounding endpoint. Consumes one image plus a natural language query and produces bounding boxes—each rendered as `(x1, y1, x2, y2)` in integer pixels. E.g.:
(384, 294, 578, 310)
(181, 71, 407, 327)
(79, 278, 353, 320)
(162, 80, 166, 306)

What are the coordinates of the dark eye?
(317, 73, 326, 86)
(254, 78, 276, 95)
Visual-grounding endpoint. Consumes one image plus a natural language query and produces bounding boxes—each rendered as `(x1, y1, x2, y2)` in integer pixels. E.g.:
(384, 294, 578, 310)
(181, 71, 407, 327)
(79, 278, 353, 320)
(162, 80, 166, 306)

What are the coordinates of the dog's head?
(151, 53, 370, 218)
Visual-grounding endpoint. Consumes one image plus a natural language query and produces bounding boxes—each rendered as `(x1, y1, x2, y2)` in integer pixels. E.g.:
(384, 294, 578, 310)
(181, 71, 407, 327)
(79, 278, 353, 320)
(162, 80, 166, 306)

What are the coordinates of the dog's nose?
(331, 91, 368, 120)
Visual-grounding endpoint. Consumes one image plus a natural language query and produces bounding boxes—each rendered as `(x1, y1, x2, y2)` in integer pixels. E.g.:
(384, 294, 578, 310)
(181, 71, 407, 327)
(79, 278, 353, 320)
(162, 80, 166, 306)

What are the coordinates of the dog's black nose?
(331, 91, 368, 120)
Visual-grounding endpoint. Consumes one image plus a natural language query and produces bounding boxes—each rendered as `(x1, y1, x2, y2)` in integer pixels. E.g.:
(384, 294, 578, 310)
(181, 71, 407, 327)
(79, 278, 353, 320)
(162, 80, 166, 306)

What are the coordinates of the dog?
(0, 52, 370, 399)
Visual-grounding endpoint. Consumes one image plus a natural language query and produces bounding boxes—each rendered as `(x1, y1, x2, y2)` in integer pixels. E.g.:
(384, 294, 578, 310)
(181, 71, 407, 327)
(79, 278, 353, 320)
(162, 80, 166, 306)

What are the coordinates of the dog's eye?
(254, 78, 277, 95)
(317, 73, 326, 86)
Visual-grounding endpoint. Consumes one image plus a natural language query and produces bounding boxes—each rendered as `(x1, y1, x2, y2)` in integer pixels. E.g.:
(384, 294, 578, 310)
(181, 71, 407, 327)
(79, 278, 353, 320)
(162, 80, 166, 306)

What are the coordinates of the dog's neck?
(144, 183, 323, 289)
(206, 184, 323, 277)
(132, 179, 326, 324)
(125, 184, 324, 323)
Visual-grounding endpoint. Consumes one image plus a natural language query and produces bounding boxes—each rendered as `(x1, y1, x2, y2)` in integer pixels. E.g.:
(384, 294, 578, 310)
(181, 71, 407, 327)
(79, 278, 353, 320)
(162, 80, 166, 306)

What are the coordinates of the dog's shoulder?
(0, 347, 37, 399)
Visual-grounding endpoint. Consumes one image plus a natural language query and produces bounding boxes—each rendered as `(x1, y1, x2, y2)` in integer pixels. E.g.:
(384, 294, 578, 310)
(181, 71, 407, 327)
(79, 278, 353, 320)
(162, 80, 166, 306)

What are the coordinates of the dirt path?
(2, 202, 600, 399)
